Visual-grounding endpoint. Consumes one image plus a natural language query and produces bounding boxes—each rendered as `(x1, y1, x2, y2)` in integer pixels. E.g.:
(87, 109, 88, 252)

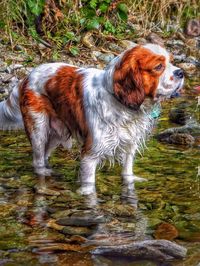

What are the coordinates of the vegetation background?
(0, 0, 199, 60)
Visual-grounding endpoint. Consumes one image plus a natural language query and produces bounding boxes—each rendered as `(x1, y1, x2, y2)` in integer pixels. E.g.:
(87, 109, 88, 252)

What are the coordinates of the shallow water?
(0, 78, 199, 265)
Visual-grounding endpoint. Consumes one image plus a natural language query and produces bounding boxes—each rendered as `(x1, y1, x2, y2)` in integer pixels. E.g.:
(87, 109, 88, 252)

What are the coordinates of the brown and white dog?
(0, 44, 184, 194)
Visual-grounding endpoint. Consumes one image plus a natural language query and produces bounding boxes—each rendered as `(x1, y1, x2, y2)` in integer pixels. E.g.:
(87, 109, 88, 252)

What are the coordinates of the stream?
(0, 74, 199, 266)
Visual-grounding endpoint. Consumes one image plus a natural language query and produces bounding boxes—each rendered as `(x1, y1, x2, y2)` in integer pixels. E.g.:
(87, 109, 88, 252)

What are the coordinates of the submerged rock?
(169, 104, 191, 125)
(61, 226, 93, 236)
(157, 132, 195, 146)
(156, 122, 200, 146)
(101, 202, 136, 217)
(51, 209, 75, 219)
(35, 186, 60, 196)
(154, 223, 179, 241)
(57, 211, 106, 227)
(91, 240, 187, 261)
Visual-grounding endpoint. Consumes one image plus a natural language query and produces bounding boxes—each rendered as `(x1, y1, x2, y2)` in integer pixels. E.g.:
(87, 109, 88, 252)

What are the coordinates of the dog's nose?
(173, 69, 184, 79)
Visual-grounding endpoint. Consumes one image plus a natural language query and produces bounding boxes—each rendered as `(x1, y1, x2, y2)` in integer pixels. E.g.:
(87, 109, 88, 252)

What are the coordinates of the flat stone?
(46, 219, 65, 231)
(61, 226, 93, 236)
(51, 209, 75, 219)
(91, 240, 187, 261)
(57, 212, 106, 227)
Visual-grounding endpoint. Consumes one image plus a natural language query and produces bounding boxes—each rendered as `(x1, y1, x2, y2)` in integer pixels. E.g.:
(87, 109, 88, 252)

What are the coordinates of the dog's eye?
(154, 64, 163, 71)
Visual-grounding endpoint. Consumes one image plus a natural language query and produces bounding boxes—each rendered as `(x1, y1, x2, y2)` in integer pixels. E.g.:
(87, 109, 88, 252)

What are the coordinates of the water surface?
(0, 77, 199, 266)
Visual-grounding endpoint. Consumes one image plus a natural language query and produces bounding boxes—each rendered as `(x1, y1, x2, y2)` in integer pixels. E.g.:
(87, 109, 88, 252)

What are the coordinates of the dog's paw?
(123, 174, 147, 185)
(77, 186, 96, 195)
(35, 167, 53, 176)
(132, 175, 147, 182)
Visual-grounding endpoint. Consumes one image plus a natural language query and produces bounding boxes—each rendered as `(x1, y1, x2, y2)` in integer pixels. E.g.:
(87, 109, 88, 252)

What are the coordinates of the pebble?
(185, 38, 199, 48)
(0, 61, 7, 72)
(136, 38, 147, 45)
(178, 62, 197, 75)
(97, 53, 115, 64)
(108, 43, 123, 53)
(166, 39, 185, 47)
(119, 40, 137, 49)
(146, 32, 165, 47)
(0, 73, 13, 83)
(6, 64, 24, 74)
(13, 45, 23, 51)
(173, 54, 186, 62)
(185, 19, 200, 37)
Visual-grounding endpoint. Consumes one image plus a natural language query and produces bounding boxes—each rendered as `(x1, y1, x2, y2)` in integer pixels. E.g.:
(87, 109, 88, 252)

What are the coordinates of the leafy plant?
(81, 0, 128, 32)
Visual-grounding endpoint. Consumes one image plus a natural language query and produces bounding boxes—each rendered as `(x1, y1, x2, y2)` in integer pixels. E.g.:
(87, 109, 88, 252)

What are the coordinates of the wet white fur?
(0, 44, 183, 195)
(78, 44, 184, 194)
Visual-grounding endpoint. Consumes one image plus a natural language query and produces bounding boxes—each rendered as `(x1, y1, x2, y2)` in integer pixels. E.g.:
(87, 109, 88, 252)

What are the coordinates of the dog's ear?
(113, 49, 145, 110)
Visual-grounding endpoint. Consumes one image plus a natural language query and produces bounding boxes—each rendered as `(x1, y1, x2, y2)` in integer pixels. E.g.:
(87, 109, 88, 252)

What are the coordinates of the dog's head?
(112, 44, 184, 110)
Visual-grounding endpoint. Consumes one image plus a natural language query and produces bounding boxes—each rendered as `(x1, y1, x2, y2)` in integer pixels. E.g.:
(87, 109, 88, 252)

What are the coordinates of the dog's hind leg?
(20, 89, 54, 176)
(29, 112, 53, 176)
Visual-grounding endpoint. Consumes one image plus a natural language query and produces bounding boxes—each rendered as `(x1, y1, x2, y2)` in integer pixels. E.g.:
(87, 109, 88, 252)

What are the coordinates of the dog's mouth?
(155, 82, 184, 101)
(170, 83, 183, 98)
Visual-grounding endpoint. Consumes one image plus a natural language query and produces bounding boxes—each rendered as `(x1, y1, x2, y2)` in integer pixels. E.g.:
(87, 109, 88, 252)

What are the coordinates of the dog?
(0, 44, 184, 195)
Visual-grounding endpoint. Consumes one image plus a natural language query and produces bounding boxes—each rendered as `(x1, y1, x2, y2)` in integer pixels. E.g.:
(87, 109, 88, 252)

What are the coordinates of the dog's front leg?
(121, 153, 146, 189)
(78, 155, 99, 195)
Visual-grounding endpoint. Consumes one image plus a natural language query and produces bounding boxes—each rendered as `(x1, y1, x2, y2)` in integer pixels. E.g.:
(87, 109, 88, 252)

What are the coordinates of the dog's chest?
(92, 110, 153, 157)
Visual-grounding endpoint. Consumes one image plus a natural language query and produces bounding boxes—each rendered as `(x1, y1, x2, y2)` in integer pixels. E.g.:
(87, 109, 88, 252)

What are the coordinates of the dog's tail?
(0, 82, 24, 130)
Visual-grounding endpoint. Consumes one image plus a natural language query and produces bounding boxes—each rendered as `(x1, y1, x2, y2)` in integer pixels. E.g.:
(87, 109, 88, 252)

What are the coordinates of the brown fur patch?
(113, 46, 166, 109)
(44, 66, 92, 153)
